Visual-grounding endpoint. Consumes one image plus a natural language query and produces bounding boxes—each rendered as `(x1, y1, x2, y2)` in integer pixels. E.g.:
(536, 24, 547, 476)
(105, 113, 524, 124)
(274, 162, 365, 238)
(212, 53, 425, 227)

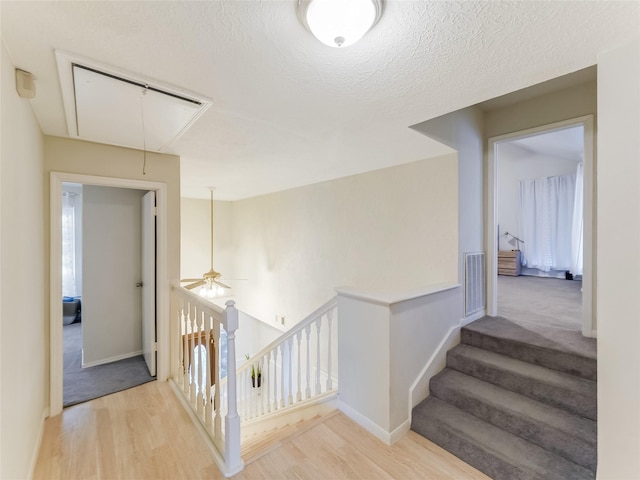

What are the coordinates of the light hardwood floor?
(34, 381, 490, 480)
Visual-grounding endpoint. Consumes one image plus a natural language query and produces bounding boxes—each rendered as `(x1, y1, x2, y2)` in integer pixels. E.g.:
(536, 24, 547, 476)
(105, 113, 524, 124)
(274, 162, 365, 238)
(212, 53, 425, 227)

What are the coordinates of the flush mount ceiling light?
(297, 0, 383, 48)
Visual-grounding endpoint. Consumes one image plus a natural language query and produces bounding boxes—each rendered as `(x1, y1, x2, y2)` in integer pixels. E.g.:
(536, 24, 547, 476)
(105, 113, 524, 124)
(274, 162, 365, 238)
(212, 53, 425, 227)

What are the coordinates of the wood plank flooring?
(34, 381, 490, 480)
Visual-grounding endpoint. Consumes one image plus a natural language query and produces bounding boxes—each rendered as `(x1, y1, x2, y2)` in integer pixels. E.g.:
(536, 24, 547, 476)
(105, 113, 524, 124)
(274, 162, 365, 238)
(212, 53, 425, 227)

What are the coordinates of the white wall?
(337, 296, 392, 432)
(497, 142, 579, 251)
(0, 39, 47, 479)
(484, 81, 597, 139)
(82, 186, 146, 365)
(596, 37, 640, 480)
(227, 154, 459, 326)
(410, 107, 485, 320)
(45, 136, 181, 381)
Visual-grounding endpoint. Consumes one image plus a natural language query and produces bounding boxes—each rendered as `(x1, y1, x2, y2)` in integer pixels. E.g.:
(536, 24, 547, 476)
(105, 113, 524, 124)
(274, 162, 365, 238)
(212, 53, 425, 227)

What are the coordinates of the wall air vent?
(56, 50, 211, 153)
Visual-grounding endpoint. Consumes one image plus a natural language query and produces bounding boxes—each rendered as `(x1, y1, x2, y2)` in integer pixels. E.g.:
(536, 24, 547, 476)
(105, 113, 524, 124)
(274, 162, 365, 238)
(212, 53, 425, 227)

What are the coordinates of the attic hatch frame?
(56, 50, 212, 152)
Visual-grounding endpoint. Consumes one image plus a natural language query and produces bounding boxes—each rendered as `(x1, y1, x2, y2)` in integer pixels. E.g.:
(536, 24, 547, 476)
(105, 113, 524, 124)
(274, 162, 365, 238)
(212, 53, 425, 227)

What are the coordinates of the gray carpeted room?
(64, 321, 154, 407)
(497, 275, 582, 331)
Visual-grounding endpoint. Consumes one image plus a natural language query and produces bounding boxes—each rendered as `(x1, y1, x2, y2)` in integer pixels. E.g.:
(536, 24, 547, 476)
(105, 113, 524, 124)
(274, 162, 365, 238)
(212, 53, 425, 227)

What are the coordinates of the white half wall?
(596, 37, 640, 480)
(82, 186, 146, 366)
(336, 283, 461, 443)
(1, 38, 47, 480)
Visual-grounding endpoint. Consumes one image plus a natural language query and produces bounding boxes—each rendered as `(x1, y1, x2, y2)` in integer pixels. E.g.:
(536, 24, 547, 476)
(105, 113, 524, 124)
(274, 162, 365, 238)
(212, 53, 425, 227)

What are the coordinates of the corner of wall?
(26, 407, 49, 480)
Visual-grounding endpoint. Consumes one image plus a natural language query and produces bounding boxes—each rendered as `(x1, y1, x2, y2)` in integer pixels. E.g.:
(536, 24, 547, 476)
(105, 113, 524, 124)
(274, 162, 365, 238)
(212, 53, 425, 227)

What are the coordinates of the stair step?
(411, 396, 595, 480)
(241, 409, 339, 464)
(430, 368, 596, 471)
(462, 316, 596, 380)
(447, 344, 596, 420)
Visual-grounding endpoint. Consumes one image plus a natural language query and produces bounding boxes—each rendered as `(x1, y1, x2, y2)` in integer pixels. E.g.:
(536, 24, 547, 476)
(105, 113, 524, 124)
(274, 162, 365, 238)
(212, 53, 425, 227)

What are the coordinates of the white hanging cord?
(140, 85, 149, 175)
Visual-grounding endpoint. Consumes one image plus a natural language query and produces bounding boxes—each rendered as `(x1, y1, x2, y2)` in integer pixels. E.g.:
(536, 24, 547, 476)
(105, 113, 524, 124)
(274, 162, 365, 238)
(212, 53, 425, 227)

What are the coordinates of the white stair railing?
(170, 283, 243, 477)
(234, 297, 338, 424)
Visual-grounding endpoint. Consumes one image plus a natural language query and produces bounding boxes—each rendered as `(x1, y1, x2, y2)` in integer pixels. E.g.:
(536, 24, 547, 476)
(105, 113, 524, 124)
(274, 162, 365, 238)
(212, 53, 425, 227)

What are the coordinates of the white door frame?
(50, 172, 169, 416)
(486, 115, 596, 337)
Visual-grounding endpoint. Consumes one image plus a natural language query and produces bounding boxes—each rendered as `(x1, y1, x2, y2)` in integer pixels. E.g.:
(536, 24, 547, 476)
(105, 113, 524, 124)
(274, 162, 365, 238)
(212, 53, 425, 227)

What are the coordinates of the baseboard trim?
(82, 350, 142, 368)
(389, 419, 411, 444)
(408, 323, 461, 412)
(336, 399, 393, 445)
(27, 407, 49, 480)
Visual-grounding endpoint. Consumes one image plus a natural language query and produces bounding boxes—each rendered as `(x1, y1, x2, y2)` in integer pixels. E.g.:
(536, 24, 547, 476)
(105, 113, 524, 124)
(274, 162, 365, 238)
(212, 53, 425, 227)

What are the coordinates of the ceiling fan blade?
(184, 280, 205, 290)
(214, 280, 231, 289)
(180, 278, 203, 283)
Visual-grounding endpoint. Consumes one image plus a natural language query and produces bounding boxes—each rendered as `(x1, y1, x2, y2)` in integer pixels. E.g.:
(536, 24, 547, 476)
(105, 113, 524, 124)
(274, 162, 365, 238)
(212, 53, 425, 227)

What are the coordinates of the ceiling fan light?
(299, 0, 382, 48)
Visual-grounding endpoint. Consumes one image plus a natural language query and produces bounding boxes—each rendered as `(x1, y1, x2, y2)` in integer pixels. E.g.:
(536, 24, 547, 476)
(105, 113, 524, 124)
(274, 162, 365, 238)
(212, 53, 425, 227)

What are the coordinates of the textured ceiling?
(1, 1, 638, 200)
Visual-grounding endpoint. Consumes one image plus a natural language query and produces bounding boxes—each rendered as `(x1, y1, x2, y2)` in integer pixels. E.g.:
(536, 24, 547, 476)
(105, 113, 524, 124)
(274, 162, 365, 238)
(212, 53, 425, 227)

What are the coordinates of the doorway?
(61, 183, 156, 406)
(50, 172, 169, 416)
(487, 116, 595, 337)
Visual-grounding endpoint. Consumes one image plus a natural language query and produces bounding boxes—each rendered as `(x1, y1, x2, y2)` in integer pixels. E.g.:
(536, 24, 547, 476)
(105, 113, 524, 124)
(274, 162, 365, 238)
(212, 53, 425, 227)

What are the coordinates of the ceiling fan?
(180, 187, 231, 298)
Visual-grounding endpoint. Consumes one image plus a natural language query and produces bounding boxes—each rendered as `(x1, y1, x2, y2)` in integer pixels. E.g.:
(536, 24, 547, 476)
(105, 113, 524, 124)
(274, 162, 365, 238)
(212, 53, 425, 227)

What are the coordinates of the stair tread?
(432, 368, 596, 443)
(412, 396, 594, 480)
(448, 344, 596, 420)
(450, 344, 596, 396)
(463, 316, 596, 360)
(462, 316, 596, 381)
(430, 369, 597, 470)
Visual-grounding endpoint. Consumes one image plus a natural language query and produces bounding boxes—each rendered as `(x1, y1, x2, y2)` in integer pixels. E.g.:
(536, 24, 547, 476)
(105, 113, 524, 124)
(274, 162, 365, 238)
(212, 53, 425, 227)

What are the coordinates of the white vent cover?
(464, 252, 486, 317)
(56, 50, 211, 152)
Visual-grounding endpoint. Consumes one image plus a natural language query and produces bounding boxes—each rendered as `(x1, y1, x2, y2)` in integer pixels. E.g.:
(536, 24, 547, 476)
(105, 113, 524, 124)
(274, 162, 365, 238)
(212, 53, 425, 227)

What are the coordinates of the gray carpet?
(64, 322, 155, 407)
(497, 275, 582, 331)
(412, 316, 597, 480)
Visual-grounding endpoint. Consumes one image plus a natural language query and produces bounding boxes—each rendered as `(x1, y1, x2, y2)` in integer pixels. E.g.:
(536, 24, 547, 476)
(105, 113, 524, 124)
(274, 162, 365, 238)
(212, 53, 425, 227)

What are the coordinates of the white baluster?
(304, 325, 311, 399)
(190, 302, 198, 403)
(223, 300, 242, 473)
(287, 337, 294, 406)
(295, 332, 302, 402)
(315, 317, 322, 395)
(326, 309, 333, 391)
(279, 344, 286, 409)
(182, 299, 190, 393)
(177, 296, 184, 385)
(271, 348, 278, 411)
(265, 350, 272, 414)
(197, 309, 204, 416)
(204, 314, 212, 427)
(259, 356, 266, 416)
(214, 320, 222, 443)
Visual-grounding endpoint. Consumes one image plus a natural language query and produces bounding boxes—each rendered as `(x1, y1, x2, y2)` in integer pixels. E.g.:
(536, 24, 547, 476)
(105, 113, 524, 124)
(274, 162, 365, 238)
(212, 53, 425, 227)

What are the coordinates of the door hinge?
(154, 342, 158, 351)
(154, 206, 158, 216)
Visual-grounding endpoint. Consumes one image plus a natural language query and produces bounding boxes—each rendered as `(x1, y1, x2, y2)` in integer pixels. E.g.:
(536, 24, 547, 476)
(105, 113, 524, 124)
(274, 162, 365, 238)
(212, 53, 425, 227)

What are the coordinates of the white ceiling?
(1, 1, 638, 200)
(509, 125, 584, 161)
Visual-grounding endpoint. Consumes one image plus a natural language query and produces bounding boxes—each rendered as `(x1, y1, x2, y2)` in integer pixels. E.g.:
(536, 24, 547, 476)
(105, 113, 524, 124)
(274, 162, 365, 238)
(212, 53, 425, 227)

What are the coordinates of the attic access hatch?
(56, 51, 211, 152)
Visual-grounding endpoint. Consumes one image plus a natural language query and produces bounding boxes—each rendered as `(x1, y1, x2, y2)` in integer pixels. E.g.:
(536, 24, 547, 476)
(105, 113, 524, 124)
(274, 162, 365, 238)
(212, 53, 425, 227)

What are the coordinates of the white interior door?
(142, 191, 156, 376)
(83, 186, 146, 366)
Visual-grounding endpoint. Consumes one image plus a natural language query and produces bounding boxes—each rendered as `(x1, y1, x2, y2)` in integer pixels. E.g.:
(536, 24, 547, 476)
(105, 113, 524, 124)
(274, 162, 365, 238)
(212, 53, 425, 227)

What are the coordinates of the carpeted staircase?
(412, 316, 597, 480)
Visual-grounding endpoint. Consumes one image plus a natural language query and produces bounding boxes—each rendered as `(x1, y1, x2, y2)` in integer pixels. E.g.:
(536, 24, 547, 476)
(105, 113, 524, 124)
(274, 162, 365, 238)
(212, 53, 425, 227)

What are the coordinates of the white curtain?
(518, 173, 576, 272)
(62, 192, 76, 297)
(570, 162, 584, 275)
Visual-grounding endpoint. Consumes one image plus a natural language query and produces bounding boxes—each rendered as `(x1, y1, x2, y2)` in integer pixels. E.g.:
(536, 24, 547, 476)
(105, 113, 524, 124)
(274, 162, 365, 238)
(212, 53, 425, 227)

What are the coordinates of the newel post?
(223, 300, 243, 474)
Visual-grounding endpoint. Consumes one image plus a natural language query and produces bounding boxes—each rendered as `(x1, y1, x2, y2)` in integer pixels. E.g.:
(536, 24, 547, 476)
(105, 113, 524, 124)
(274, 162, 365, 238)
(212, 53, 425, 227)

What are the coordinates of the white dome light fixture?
(297, 0, 383, 48)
